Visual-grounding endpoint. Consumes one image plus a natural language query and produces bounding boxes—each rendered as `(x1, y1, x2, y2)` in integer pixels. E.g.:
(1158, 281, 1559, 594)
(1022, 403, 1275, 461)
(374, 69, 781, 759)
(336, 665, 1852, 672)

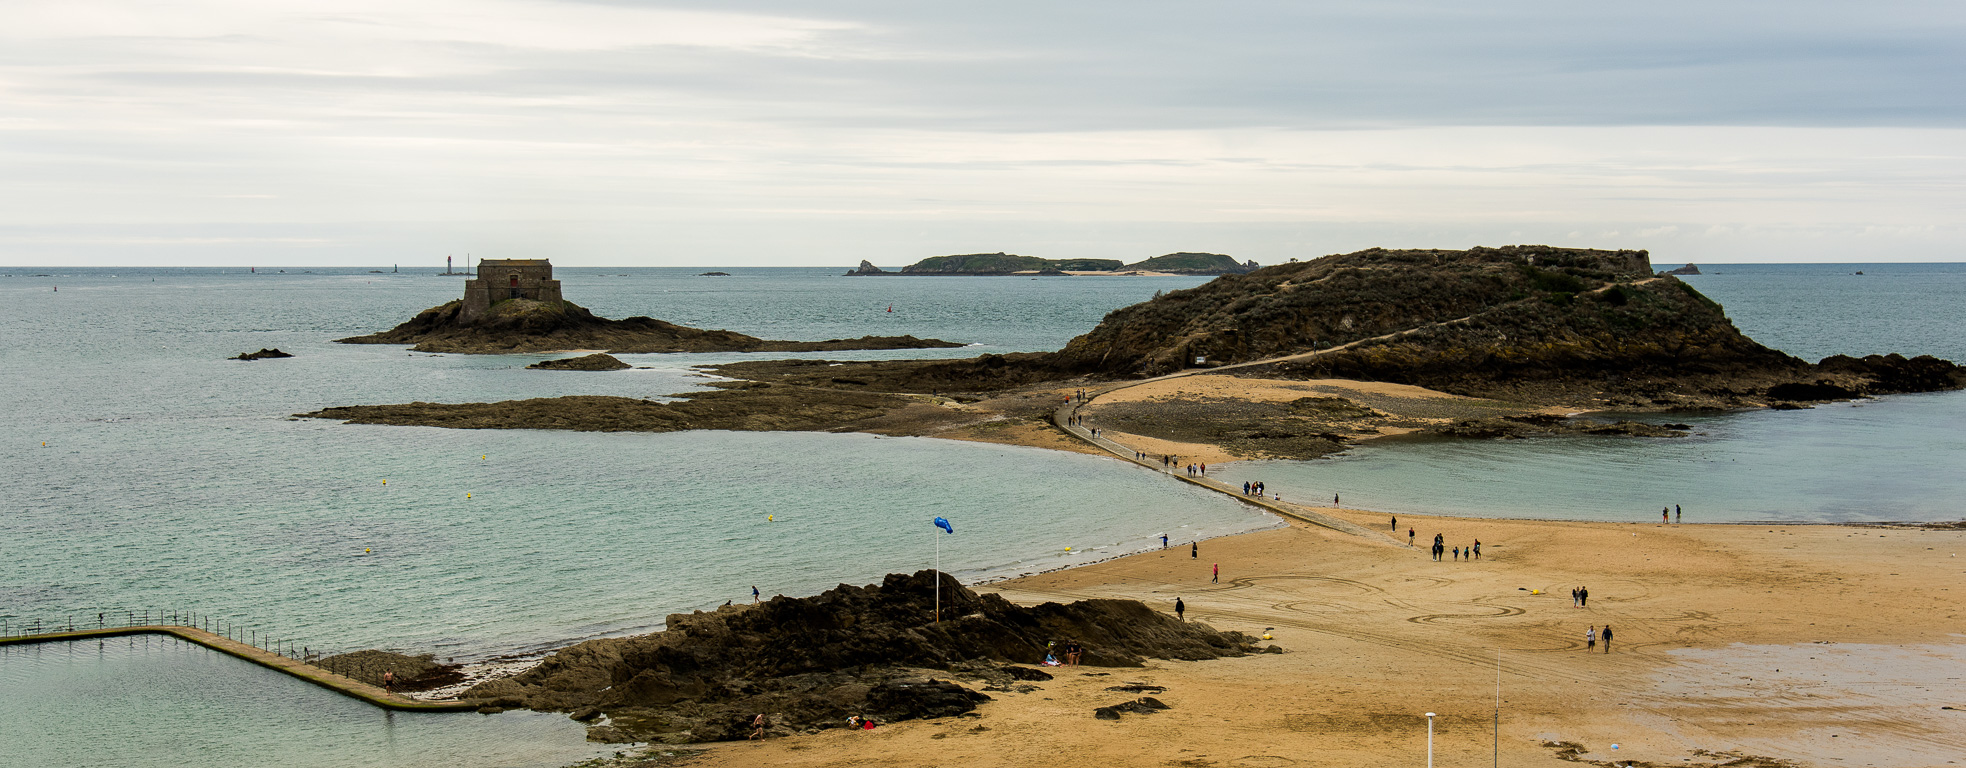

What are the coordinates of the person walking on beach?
(1191, 542, 1198, 559)
(1161, 533, 1168, 549)
(1390, 515, 1397, 531)
(1408, 528, 1415, 546)
(1212, 563, 1219, 583)
(1601, 624, 1613, 653)
(1472, 540, 1481, 560)
(1580, 586, 1589, 607)
(1174, 598, 1185, 621)
(1452, 546, 1460, 561)
(1571, 587, 1580, 607)
(750, 713, 768, 740)
(1676, 504, 1682, 523)
(1586, 626, 1596, 651)
(382, 670, 395, 691)
(1663, 507, 1670, 523)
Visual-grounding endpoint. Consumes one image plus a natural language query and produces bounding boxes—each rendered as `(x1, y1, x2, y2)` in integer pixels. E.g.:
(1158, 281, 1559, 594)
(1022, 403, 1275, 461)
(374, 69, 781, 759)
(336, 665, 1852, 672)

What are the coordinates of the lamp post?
(1426, 712, 1436, 768)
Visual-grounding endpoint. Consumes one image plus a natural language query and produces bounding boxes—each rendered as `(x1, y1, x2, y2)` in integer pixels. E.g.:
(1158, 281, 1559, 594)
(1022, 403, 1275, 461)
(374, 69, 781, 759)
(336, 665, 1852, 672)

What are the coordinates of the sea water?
(2, 267, 1270, 768)
(0, 635, 610, 768)
(3, 263, 1963, 766)
(1209, 263, 1966, 524)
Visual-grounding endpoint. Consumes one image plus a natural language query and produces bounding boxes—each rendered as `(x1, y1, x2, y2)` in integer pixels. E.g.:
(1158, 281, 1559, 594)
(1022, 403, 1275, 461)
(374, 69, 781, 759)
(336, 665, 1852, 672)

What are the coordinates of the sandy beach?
(686, 505, 1966, 768)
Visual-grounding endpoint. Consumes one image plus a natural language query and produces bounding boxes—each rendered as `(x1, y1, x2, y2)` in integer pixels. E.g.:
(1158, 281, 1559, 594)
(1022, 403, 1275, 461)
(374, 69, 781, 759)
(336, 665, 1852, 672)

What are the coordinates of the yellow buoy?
(1261, 633, 1273, 640)
(767, 515, 774, 522)
(1064, 546, 1072, 551)
(381, 480, 387, 485)
(364, 548, 371, 553)
(481, 455, 487, 460)
(466, 493, 472, 498)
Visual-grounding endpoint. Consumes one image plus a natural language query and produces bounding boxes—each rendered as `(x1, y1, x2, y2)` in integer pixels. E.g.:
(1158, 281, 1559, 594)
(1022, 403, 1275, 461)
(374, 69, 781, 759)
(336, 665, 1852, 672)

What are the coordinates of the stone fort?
(461, 259, 564, 322)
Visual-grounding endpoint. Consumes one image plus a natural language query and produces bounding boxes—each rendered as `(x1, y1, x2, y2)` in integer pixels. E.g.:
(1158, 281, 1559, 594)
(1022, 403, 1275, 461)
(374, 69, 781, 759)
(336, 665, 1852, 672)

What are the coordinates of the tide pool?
(0, 636, 607, 768)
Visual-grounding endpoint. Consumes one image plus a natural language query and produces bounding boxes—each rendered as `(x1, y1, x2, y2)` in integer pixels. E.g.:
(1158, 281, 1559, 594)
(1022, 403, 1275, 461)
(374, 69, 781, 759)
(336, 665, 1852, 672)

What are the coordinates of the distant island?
(338, 258, 964, 354)
(847, 252, 1260, 276)
(1663, 263, 1701, 275)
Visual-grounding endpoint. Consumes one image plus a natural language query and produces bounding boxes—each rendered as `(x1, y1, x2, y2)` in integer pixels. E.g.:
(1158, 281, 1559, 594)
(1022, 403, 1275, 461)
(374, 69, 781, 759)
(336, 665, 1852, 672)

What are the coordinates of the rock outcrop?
(1663, 263, 1701, 275)
(230, 348, 294, 360)
(464, 570, 1256, 743)
(845, 260, 888, 275)
(336, 298, 963, 354)
(527, 353, 631, 371)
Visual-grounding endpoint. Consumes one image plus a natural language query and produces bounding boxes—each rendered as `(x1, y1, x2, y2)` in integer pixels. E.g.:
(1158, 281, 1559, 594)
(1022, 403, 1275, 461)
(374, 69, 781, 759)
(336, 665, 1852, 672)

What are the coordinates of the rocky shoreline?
(460, 571, 1265, 744)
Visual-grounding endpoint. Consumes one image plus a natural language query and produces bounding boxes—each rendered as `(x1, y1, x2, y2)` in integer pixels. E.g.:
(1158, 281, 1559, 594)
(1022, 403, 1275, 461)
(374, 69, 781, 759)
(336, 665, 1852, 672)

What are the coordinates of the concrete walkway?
(1052, 388, 1393, 544)
(0, 625, 481, 711)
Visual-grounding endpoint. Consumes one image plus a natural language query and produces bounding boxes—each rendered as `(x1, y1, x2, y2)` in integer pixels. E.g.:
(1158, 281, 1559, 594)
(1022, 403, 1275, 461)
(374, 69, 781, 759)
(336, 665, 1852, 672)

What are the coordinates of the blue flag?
(933, 517, 954, 534)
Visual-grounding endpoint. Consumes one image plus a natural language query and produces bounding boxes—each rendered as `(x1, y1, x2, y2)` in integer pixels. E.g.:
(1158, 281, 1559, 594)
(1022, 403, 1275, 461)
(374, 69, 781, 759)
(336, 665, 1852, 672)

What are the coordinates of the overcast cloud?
(3, 0, 1963, 265)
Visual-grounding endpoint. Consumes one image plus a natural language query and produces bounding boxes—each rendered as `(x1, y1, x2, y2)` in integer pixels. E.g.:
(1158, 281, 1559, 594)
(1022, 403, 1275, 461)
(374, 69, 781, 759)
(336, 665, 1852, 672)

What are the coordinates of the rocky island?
(847, 251, 1259, 276)
(337, 258, 963, 354)
(311, 246, 1964, 461)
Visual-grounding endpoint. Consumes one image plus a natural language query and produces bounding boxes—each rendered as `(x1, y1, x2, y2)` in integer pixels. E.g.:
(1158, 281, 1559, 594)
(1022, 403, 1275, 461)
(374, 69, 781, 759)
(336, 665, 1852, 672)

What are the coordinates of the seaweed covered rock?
(526, 353, 631, 371)
(465, 571, 1254, 742)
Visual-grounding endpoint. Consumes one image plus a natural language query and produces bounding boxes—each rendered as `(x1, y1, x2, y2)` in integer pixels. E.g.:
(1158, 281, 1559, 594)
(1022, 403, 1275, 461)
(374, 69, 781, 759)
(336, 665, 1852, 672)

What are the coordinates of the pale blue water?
(3, 263, 1963, 766)
(1211, 263, 1966, 524)
(0, 636, 609, 768)
(1, 267, 1259, 768)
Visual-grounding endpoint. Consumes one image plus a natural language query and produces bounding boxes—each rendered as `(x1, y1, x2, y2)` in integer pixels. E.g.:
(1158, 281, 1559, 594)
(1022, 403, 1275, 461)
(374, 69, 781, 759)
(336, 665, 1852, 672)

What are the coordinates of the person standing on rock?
(752, 586, 760, 604)
(1174, 597, 1186, 621)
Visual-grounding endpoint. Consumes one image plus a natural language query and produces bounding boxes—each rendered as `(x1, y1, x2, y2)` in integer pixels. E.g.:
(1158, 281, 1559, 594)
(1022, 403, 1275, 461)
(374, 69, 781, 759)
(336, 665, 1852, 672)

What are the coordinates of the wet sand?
(689, 509, 1966, 768)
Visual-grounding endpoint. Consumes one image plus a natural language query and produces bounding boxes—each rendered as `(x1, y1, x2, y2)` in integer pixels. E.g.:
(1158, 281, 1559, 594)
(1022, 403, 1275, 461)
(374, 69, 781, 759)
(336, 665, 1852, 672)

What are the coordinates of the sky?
(3, 0, 1963, 267)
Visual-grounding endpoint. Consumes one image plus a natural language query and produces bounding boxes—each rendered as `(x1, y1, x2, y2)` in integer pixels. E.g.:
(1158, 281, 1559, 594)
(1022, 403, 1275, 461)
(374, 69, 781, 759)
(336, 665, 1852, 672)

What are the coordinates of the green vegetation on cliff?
(898, 253, 1123, 274)
(1123, 252, 1258, 274)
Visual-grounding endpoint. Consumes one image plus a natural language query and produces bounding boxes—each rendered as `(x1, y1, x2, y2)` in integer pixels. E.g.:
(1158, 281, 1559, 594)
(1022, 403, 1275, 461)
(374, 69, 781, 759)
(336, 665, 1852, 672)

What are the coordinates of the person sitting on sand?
(1065, 640, 1083, 666)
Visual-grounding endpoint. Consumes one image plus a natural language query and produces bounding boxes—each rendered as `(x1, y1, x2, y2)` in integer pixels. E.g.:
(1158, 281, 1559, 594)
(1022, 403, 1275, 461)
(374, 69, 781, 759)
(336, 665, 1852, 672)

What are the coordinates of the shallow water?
(0, 636, 607, 768)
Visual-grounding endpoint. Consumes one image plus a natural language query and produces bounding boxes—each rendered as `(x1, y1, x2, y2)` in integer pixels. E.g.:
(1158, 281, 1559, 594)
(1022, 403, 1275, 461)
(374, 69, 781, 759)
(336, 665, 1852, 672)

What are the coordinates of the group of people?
(1584, 624, 1614, 652)
(1241, 481, 1266, 497)
(1424, 532, 1481, 561)
(1570, 586, 1590, 607)
(1042, 639, 1085, 666)
(1183, 462, 1207, 476)
(1662, 504, 1683, 523)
